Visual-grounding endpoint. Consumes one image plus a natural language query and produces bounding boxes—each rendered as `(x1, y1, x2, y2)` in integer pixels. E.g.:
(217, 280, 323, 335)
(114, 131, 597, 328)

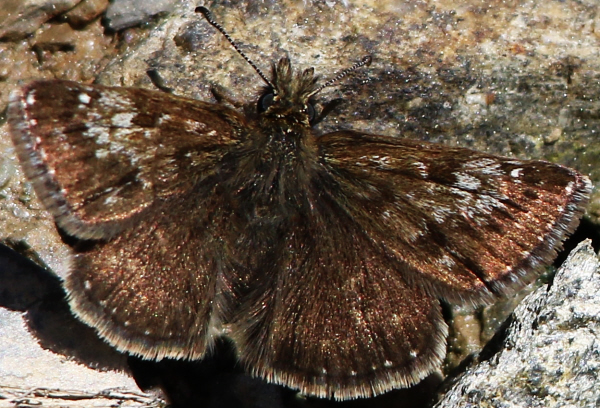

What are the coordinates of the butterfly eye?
(306, 103, 316, 123)
(258, 92, 275, 113)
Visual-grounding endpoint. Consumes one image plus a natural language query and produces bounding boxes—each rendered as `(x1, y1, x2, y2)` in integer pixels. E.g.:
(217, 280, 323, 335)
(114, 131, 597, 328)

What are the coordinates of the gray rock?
(65, 0, 110, 28)
(0, 0, 81, 40)
(105, 0, 178, 31)
(435, 240, 600, 408)
(0, 307, 158, 406)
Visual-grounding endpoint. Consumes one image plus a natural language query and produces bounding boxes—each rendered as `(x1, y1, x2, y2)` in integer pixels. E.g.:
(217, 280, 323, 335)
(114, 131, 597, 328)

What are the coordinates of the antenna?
(196, 7, 274, 89)
(196, 7, 372, 98)
(308, 56, 372, 97)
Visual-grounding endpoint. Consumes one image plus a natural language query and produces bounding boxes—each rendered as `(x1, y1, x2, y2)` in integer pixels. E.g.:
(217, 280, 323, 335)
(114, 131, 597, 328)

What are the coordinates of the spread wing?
(229, 130, 590, 399)
(316, 131, 590, 304)
(9, 80, 243, 240)
(8, 81, 243, 359)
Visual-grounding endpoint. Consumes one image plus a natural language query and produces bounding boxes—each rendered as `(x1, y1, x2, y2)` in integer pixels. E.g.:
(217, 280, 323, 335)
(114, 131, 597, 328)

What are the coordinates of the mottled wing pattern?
(8, 80, 243, 359)
(317, 131, 591, 304)
(230, 129, 590, 399)
(8, 80, 244, 240)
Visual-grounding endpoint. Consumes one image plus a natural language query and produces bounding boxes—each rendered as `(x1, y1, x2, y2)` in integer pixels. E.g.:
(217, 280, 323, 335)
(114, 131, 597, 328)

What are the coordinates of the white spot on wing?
(565, 182, 574, 194)
(437, 254, 456, 268)
(464, 158, 504, 176)
(78, 93, 91, 104)
(84, 126, 110, 142)
(104, 195, 118, 205)
(454, 172, 481, 191)
(184, 119, 208, 133)
(468, 194, 507, 222)
(413, 161, 428, 177)
(95, 149, 109, 159)
(158, 114, 172, 124)
(111, 112, 136, 127)
(511, 168, 523, 178)
(26, 91, 36, 106)
(98, 90, 135, 110)
(432, 205, 453, 223)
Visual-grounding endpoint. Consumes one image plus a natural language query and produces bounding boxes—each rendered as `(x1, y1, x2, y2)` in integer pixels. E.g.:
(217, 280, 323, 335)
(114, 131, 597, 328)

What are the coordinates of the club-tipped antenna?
(308, 55, 372, 98)
(196, 7, 274, 89)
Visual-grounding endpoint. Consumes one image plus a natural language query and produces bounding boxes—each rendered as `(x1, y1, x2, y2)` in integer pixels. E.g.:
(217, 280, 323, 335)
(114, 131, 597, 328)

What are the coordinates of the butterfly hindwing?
(228, 184, 448, 400)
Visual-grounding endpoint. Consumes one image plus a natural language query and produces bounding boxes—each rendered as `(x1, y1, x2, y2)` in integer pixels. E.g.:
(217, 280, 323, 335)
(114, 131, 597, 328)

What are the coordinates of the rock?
(105, 0, 178, 31)
(0, 244, 163, 407)
(65, 0, 110, 28)
(435, 240, 600, 408)
(0, 0, 81, 40)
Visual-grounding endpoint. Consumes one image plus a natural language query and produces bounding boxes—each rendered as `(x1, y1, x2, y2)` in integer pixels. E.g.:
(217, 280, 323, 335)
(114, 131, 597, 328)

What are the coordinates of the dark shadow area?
(0, 240, 63, 311)
(0, 241, 128, 372)
(554, 217, 600, 267)
(129, 338, 295, 408)
(130, 344, 443, 408)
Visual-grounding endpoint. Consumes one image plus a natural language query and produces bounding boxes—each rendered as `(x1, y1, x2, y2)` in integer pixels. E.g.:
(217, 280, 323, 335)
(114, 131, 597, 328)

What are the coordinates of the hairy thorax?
(228, 111, 320, 220)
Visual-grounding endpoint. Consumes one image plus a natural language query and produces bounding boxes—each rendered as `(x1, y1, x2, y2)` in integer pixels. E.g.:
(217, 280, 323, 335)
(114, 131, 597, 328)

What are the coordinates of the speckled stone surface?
(435, 240, 600, 408)
(0, 1, 598, 407)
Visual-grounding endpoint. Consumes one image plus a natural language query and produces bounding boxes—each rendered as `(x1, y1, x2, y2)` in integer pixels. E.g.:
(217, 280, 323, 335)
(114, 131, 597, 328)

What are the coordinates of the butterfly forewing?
(317, 131, 591, 303)
(9, 80, 244, 240)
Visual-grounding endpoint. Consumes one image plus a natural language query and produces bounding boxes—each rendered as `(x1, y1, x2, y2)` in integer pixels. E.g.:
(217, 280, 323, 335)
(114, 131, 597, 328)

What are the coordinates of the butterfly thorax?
(228, 58, 322, 219)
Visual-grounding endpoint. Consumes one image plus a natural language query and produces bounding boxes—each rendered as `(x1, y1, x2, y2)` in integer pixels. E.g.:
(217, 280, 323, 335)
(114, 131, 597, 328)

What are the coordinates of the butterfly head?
(257, 58, 319, 128)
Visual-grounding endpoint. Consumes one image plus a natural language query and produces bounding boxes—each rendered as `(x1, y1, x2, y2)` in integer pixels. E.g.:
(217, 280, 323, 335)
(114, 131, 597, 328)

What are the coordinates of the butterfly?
(6, 6, 591, 400)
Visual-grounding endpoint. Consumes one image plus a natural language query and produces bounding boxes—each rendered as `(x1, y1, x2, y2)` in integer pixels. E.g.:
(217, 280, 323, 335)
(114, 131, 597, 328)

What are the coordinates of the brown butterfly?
(7, 6, 591, 400)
